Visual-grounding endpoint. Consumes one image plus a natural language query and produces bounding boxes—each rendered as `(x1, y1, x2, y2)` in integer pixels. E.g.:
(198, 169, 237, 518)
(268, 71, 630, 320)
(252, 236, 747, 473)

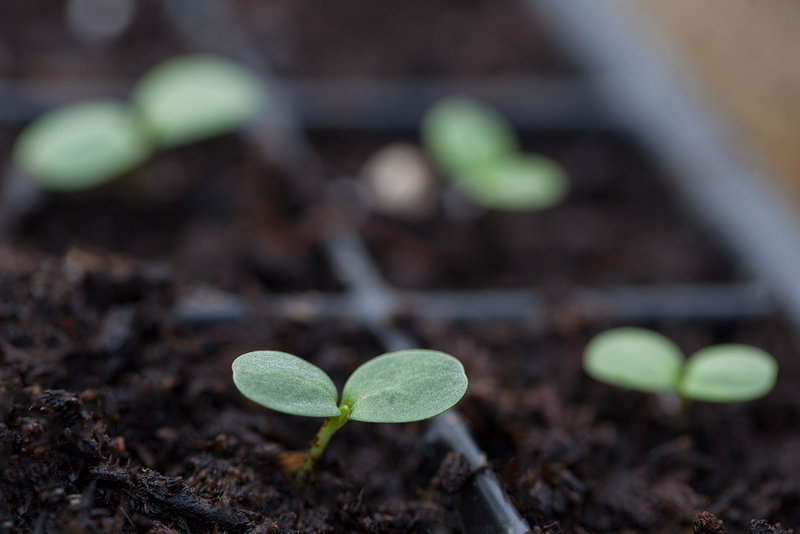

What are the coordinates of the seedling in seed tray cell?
(12, 54, 264, 192)
(232, 349, 468, 486)
(421, 96, 568, 211)
(583, 327, 778, 409)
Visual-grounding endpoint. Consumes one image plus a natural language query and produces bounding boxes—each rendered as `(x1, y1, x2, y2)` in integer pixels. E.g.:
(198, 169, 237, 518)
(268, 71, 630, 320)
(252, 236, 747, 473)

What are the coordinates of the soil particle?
(695, 511, 727, 533)
(433, 452, 471, 494)
(750, 519, 795, 534)
(88, 464, 250, 533)
(531, 522, 563, 534)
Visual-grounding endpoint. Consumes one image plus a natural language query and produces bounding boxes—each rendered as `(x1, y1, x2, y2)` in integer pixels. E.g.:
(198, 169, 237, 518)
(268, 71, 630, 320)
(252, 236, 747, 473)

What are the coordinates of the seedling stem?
(296, 404, 351, 485)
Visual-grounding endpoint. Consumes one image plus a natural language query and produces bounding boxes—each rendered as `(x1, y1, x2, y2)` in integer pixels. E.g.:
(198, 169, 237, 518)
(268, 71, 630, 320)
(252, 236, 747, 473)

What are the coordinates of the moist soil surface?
(2, 127, 798, 533)
(312, 131, 737, 290)
(2, 1, 798, 533)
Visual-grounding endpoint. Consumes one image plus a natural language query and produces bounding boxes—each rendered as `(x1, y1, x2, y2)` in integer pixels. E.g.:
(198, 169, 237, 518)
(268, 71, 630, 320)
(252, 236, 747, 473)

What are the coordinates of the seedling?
(13, 54, 264, 191)
(421, 96, 568, 211)
(232, 348, 468, 485)
(583, 327, 778, 407)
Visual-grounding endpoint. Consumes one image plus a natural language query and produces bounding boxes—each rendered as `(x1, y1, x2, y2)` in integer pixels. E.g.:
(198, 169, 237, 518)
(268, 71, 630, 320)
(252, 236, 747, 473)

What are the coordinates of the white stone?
(360, 143, 438, 218)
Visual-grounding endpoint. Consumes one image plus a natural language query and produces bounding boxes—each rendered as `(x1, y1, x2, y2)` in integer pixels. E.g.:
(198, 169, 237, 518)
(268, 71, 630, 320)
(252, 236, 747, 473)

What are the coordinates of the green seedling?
(583, 327, 778, 407)
(13, 54, 264, 191)
(421, 96, 568, 211)
(232, 348, 468, 485)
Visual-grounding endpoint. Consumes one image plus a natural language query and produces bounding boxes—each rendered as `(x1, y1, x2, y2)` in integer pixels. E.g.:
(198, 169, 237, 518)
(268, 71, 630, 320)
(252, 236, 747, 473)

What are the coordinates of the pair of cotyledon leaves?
(232, 349, 468, 423)
(421, 96, 568, 211)
(584, 327, 778, 402)
(14, 54, 264, 191)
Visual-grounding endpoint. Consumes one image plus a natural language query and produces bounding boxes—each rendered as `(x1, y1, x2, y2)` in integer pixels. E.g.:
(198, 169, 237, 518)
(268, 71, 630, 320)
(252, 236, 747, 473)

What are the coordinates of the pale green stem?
(295, 404, 350, 486)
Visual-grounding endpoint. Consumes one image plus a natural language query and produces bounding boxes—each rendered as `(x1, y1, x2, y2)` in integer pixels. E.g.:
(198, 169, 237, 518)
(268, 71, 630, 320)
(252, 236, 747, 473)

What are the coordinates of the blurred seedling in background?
(12, 54, 264, 193)
(583, 327, 778, 412)
(232, 349, 468, 486)
(421, 96, 568, 212)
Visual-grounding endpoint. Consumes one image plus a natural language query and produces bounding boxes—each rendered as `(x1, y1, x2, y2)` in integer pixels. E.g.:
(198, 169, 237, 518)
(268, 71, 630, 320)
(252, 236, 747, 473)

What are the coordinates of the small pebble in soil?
(360, 143, 439, 219)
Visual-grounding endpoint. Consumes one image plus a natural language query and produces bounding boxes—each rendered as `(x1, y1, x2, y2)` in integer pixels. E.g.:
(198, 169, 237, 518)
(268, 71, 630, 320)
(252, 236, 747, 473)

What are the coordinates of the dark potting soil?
(0, 0, 188, 80)
(312, 131, 739, 290)
(1, 0, 568, 82)
(235, 0, 573, 77)
(0, 251, 464, 532)
(4, 134, 340, 294)
(412, 315, 800, 533)
(0, 129, 784, 533)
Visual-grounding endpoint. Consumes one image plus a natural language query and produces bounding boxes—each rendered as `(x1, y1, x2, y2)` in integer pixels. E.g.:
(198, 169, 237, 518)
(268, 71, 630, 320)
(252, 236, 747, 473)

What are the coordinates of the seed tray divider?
(174, 280, 771, 332)
(0, 76, 611, 133)
(259, 282, 771, 325)
(277, 76, 612, 133)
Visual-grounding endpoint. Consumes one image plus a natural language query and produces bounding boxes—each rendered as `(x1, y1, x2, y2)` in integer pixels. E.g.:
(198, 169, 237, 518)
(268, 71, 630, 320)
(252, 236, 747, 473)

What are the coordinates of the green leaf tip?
(133, 54, 265, 149)
(584, 327, 779, 404)
(232, 351, 340, 418)
(342, 349, 468, 423)
(422, 96, 518, 178)
(13, 99, 151, 190)
(679, 344, 778, 403)
(583, 327, 684, 393)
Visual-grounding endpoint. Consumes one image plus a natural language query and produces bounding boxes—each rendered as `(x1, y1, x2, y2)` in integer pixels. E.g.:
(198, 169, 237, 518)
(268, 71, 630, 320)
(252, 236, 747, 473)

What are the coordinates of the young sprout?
(13, 55, 264, 191)
(421, 96, 568, 211)
(583, 327, 778, 408)
(232, 349, 468, 485)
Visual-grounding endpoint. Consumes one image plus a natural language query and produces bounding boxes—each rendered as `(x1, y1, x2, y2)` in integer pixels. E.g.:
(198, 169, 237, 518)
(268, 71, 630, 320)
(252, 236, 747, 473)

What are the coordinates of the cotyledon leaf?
(679, 344, 778, 402)
(13, 99, 150, 190)
(422, 96, 518, 178)
(457, 153, 568, 211)
(132, 54, 265, 148)
(232, 351, 340, 418)
(341, 349, 468, 423)
(583, 327, 684, 393)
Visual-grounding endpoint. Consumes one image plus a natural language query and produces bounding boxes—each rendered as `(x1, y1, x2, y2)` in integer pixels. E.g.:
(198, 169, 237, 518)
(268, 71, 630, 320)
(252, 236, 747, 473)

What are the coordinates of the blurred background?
(624, 0, 800, 205)
(2, 0, 797, 194)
